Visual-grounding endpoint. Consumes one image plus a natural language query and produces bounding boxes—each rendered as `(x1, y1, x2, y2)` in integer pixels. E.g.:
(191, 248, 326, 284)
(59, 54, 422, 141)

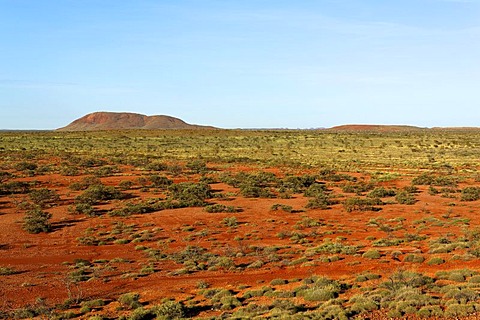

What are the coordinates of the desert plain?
(2, 128, 480, 319)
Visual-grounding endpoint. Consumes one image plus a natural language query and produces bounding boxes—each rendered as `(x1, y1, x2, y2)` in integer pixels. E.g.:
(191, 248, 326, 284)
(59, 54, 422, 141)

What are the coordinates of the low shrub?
(204, 204, 237, 213)
(344, 197, 382, 212)
(461, 187, 480, 201)
(362, 249, 381, 259)
(395, 191, 417, 205)
(118, 292, 142, 310)
(427, 257, 445, 265)
(153, 300, 185, 319)
(29, 188, 60, 207)
(23, 208, 52, 233)
(76, 184, 125, 205)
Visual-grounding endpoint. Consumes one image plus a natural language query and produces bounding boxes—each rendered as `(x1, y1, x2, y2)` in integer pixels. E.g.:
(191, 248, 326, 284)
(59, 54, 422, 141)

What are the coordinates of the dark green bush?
(29, 188, 60, 207)
(23, 208, 52, 233)
(270, 204, 293, 213)
(342, 182, 375, 194)
(69, 176, 101, 191)
(149, 175, 173, 188)
(343, 197, 382, 212)
(461, 187, 480, 201)
(362, 249, 381, 259)
(145, 161, 168, 171)
(186, 159, 208, 173)
(368, 187, 396, 198)
(168, 182, 212, 207)
(153, 300, 185, 319)
(14, 161, 38, 171)
(0, 181, 30, 195)
(71, 203, 96, 216)
(204, 204, 237, 213)
(118, 292, 142, 310)
(76, 184, 125, 205)
(395, 191, 417, 205)
(278, 175, 317, 193)
(306, 190, 334, 210)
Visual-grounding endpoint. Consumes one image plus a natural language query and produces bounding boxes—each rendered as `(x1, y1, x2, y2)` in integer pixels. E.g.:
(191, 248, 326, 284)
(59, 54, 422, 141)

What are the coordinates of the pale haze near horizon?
(1, 0, 479, 130)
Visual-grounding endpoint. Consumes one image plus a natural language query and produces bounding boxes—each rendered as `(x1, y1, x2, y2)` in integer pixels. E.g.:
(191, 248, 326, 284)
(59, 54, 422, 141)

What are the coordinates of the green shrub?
(342, 182, 374, 194)
(14, 161, 38, 172)
(118, 292, 142, 310)
(395, 191, 417, 204)
(204, 204, 237, 213)
(270, 204, 293, 213)
(0, 266, 18, 275)
(368, 187, 396, 198)
(427, 257, 445, 265)
(303, 285, 338, 301)
(186, 159, 208, 173)
(343, 197, 382, 212)
(355, 273, 381, 282)
(72, 203, 95, 216)
(29, 188, 60, 207)
(149, 175, 173, 188)
(145, 161, 168, 171)
(349, 295, 379, 314)
(223, 216, 238, 227)
(0, 181, 31, 195)
(270, 279, 287, 286)
(305, 189, 334, 209)
(403, 254, 425, 263)
(153, 300, 185, 319)
(23, 208, 52, 233)
(362, 249, 381, 259)
(461, 187, 480, 201)
(168, 182, 212, 206)
(80, 299, 105, 313)
(76, 184, 124, 205)
(69, 176, 101, 191)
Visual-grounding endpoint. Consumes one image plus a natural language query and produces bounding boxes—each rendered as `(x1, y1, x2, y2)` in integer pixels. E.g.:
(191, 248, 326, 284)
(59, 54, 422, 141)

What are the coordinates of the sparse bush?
(76, 184, 124, 205)
(427, 257, 445, 265)
(153, 300, 185, 319)
(29, 188, 60, 207)
(403, 254, 425, 263)
(395, 191, 417, 205)
(342, 182, 374, 194)
(168, 182, 212, 207)
(186, 159, 208, 173)
(71, 203, 95, 216)
(118, 292, 142, 310)
(461, 186, 480, 201)
(368, 187, 396, 198)
(69, 176, 101, 191)
(344, 197, 382, 212)
(14, 161, 38, 172)
(204, 204, 237, 213)
(149, 175, 173, 188)
(23, 208, 52, 233)
(0, 266, 18, 275)
(270, 204, 293, 213)
(362, 249, 381, 259)
(223, 216, 238, 227)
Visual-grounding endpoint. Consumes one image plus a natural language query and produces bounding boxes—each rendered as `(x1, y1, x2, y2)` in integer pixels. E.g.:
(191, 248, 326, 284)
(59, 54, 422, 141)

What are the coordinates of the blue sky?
(1, 0, 479, 129)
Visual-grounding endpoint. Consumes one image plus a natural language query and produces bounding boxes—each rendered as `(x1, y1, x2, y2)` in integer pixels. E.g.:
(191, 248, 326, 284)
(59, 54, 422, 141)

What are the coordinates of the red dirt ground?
(1, 163, 480, 318)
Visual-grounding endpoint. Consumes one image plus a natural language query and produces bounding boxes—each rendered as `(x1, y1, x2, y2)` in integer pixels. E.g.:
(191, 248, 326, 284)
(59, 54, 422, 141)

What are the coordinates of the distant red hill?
(327, 124, 426, 132)
(57, 112, 215, 131)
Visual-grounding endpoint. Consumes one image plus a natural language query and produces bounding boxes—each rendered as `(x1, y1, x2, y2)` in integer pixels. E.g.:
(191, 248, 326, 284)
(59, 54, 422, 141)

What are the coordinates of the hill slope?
(57, 112, 215, 131)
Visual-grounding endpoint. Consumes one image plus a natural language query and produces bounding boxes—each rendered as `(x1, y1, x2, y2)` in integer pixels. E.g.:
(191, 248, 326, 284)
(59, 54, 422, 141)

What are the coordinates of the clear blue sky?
(1, 0, 479, 129)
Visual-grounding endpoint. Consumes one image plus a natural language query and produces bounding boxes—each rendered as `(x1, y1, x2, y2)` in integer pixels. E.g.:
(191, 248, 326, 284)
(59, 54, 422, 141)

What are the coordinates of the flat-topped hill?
(57, 112, 215, 131)
(327, 124, 426, 132)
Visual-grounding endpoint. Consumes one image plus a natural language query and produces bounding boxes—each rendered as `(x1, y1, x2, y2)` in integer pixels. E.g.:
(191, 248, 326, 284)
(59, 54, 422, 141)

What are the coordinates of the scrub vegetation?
(2, 129, 480, 319)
